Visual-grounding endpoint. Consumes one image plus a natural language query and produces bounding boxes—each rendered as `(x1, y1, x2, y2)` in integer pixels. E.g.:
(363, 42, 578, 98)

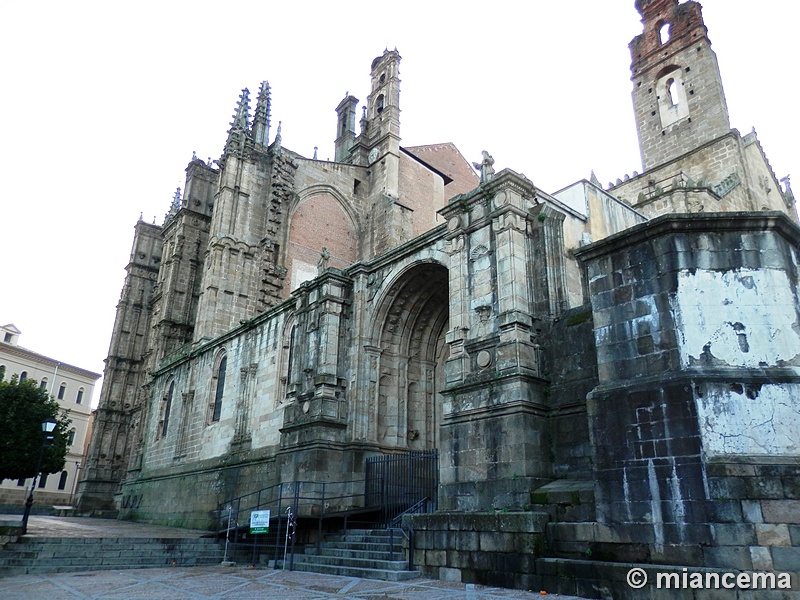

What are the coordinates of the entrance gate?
(365, 450, 439, 522)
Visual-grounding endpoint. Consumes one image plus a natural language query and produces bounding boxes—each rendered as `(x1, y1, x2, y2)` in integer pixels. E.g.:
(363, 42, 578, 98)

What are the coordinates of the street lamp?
(21, 418, 58, 535)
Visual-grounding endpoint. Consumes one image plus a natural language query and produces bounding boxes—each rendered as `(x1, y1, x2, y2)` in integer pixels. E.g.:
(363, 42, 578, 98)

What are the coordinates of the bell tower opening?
(374, 262, 449, 450)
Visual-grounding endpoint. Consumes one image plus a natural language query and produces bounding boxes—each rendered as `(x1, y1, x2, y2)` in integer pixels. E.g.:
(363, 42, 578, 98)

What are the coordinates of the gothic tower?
(75, 220, 162, 512)
(145, 160, 215, 368)
(630, 0, 730, 171)
(192, 84, 290, 342)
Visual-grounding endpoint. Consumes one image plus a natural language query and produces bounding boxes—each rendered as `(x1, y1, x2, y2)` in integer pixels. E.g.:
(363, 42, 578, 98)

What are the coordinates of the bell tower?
(352, 50, 401, 198)
(630, 0, 731, 171)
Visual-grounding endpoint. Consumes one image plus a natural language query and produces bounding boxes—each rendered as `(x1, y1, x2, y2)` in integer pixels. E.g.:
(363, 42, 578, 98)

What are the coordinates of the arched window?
(211, 355, 227, 422)
(40, 378, 48, 390)
(58, 383, 66, 399)
(659, 23, 671, 44)
(38, 473, 48, 488)
(76, 387, 84, 404)
(0, 365, 5, 380)
(58, 471, 68, 490)
(67, 429, 76, 446)
(19, 371, 27, 382)
(376, 94, 385, 114)
(656, 66, 689, 127)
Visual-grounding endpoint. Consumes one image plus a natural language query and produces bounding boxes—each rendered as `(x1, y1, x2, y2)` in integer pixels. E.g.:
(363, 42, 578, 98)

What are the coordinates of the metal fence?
(365, 450, 439, 524)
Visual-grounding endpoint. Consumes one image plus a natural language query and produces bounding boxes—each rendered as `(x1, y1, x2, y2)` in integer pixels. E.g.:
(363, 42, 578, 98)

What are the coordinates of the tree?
(0, 374, 71, 482)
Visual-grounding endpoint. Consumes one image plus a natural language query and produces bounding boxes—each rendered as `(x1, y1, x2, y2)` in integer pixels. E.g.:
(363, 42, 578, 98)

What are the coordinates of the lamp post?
(21, 419, 58, 535)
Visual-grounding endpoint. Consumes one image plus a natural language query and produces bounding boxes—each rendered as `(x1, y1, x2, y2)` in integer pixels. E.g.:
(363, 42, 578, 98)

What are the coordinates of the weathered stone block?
(745, 477, 785, 499)
(708, 476, 746, 499)
(749, 545, 774, 571)
(771, 547, 800, 571)
(703, 546, 753, 570)
(741, 499, 764, 524)
(755, 523, 791, 546)
(439, 567, 462, 582)
(711, 523, 756, 546)
(761, 500, 800, 524)
(478, 531, 514, 553)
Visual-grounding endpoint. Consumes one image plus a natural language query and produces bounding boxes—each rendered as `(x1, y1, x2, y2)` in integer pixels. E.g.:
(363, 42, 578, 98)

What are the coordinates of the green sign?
(250, 510, 270, 534)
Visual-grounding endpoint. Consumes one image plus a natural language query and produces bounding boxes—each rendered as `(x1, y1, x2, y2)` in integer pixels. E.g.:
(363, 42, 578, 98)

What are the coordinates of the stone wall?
(408, 512, 547, 589)
(546, 307, 597, 479)
(574, 211, 800, 569)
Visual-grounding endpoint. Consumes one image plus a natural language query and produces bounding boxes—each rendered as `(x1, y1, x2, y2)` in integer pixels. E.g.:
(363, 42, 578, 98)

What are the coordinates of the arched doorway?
(375, 262, 449, 450)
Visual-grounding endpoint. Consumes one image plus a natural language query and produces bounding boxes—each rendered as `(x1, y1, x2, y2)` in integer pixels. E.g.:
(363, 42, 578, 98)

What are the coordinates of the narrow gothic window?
(58, 471, 68, 490)
(212, 356, 227, 422)
(58, 383, 66, 399)
(162, 380, 175, 438)
(286, 325, 296, 386)
(38, 473, 48, 488)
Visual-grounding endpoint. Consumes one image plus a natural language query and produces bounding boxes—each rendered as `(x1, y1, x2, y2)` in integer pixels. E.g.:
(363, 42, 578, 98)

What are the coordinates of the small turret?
(334, 93, 359, 162)
(223, 88, 251, 156)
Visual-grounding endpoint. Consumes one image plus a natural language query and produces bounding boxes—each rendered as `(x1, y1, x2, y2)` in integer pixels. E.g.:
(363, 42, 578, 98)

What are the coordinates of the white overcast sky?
(0, 1, 796, 406)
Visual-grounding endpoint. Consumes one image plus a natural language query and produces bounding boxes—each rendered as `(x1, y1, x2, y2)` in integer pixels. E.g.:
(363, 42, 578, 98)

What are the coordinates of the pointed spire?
(252, 81, 271, 146)
(313, 146, 318, 160)
(224, 88, 251, 154)
(232, 88, 251, 130)
(163, 187, 182, 225)
(590, 170, 601, 187)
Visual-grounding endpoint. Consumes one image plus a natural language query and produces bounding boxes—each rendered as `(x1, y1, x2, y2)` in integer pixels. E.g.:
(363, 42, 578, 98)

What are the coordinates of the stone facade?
(78, 0, 799, 595)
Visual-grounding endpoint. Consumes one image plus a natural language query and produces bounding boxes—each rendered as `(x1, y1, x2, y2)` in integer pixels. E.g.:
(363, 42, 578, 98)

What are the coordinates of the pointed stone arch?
(284, 185, 360, 294)
(370, 261, 450, 450)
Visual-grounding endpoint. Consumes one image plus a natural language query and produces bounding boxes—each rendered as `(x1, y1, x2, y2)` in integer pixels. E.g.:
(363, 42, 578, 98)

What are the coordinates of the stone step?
(291, 528, 417, 582)
(303, 547, 403, 561)
(324, 533, 401, 543)
(317, 540, 400, 552)
(291, 561, 419, 582)
(294, 553, 409, 571)
(0, 536, 225, 576)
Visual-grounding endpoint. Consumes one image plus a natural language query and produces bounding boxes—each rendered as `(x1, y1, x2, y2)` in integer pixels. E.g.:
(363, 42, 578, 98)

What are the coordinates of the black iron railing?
(216, 450, 439, 569)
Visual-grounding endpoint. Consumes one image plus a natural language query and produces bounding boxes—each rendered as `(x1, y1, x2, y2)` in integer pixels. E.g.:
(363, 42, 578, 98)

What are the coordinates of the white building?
(0, 323, 101, 507)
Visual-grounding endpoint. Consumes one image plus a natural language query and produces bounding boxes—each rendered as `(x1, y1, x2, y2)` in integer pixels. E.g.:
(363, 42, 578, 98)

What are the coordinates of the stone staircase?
(0, 536, 224, 576)
(292, 528, 419, 581)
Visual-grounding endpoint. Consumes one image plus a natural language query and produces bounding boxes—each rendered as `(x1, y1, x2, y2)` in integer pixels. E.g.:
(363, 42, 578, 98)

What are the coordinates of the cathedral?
(77, 0, 799, 593)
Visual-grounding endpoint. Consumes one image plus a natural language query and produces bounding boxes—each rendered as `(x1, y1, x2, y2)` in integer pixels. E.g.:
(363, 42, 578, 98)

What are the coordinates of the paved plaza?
(0, 516, 589, 599)
(0, 566, 588, 600)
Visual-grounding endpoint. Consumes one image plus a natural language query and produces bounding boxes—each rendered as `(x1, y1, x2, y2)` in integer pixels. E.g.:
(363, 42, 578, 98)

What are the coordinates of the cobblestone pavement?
(0, 566, 589, 599)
